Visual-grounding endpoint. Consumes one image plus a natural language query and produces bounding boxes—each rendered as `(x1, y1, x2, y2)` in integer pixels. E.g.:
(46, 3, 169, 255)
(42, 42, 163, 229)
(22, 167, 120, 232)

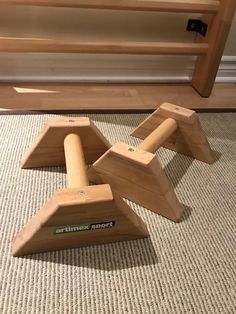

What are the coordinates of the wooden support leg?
(89, 142, 184, 222)
(192, 0, 235, 97)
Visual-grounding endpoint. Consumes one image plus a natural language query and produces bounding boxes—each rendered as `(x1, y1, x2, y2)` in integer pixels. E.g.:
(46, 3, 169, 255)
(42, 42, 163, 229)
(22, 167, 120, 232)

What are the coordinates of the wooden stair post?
(192, 0, 235, 97)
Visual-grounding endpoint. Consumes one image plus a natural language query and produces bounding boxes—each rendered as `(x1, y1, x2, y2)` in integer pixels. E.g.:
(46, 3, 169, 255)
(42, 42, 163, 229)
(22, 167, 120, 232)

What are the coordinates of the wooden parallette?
(13, 118, 149, 257)
(89, 103, 214, 221)
(131, 103, 215, 164)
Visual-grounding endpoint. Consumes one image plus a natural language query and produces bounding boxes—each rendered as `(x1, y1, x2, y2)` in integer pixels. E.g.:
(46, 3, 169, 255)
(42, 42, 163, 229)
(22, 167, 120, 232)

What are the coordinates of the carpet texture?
(0, 112, 235, 314)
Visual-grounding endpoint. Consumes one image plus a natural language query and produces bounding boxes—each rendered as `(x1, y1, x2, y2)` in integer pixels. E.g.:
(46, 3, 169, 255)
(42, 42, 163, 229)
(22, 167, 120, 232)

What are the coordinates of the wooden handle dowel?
(138, 118, 178, 153)
(64, 133, 89, 188)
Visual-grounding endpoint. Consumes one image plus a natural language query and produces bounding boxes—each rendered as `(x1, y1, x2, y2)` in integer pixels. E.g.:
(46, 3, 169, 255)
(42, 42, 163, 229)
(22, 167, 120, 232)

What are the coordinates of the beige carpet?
(0, 112, 235, 314)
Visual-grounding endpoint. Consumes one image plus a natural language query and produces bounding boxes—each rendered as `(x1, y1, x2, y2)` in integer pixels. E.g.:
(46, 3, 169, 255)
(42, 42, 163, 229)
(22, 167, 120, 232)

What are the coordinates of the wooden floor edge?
(0, 82, 235, 111)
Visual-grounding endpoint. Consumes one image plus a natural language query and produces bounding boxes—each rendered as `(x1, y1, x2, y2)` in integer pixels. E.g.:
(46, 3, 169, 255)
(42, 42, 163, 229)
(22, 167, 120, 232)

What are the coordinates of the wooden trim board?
(0, 83, 235, 111)
(0, 0, 220, 13)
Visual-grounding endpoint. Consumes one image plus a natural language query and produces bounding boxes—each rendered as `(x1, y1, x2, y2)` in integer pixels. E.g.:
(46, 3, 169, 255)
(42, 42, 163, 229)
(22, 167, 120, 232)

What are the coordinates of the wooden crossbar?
(0, 37, 209, 55)
(0, 0, 220, 13)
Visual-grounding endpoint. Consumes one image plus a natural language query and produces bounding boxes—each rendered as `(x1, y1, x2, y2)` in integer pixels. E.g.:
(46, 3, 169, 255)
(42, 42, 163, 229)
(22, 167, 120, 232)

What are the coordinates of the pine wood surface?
(64, 133, 90, 187)
(0, 37, 209, 55)
(0, 83, 235, 111)
(192, 0, 236, 96)
(12, 184, 149, 256)
(21, 117, 111, 168)
(13, 118, 149, 256)
(132, 103, 215, 164)
(0, 0, 233, 97)
(89, 142, 184, 221)
(0, 0, 220, 13)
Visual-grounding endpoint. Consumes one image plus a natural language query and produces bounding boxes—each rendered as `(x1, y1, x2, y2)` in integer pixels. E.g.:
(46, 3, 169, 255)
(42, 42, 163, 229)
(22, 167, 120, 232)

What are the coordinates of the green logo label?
(54, 221, 115, 235)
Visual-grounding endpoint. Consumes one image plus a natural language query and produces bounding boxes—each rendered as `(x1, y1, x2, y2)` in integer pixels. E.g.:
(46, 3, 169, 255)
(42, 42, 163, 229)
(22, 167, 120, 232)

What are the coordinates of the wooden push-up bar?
(131, 103, 215, 164)
(89, 103, 214, 222)
(0, 0, 235, 97)
(13, 117, 149, 256)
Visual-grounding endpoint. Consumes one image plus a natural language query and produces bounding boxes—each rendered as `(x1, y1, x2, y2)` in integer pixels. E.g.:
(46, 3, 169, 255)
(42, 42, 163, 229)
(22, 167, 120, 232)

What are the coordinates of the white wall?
(0, 6, 235, 82)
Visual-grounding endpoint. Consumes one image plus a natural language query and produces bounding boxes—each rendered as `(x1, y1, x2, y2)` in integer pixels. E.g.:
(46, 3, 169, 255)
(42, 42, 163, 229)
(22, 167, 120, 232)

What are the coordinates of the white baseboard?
(215, 56, 236, 83)
(0, 54, 235, 83)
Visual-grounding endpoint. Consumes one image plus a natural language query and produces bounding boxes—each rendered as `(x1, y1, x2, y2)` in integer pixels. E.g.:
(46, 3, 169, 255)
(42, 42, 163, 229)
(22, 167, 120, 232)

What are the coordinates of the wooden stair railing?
(0, 0, 235, 97)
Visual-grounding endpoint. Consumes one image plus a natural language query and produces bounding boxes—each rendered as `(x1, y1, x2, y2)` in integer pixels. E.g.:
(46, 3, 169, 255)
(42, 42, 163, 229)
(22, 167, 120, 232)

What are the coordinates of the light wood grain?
(1, 83, 235, 111)
(12, 184, 149, 256)
(0, 37, 209, 55)
(132, 103, 215, 164)
(0, 0, 231, 97)
(0, 0, 220, 13)
(138, 118, 178, 153)
(89, 142, 183, 221)
(21, 117, 111, 168)
(88, 102, 214, 222)
(64, 133, 89, 187)
(13, 119, 149, 256)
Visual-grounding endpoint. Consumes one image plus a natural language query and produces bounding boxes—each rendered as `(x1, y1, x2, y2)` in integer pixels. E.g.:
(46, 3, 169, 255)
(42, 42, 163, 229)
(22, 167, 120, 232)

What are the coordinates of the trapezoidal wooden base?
(12, 184, 149, 257)
(21, 117, 111, 168)
(89, 142, 183, 222)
